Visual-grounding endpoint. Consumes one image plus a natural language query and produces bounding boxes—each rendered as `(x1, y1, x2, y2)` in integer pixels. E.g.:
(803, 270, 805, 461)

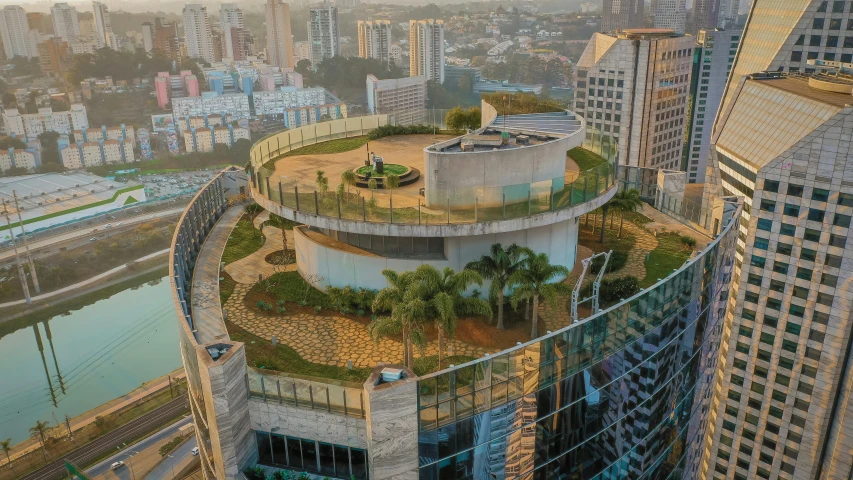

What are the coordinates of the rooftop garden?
(482, 92, 567, 116)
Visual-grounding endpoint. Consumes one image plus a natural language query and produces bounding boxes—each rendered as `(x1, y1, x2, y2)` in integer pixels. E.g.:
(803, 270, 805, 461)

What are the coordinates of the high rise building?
(51, 3, 80, 42)
(38, 37, 71, 77)
(684, 29, 739, 183)
(365, 74, 426, 117)
(293, 40, 311, 63)
(600, 0, 643, 33)
(26, 12, 51, 34)
(141, 21, 154, 52)
(307, 4, 340, 67)
(265, 0, 295, 68)
(692, 0, 721, 34)
(654, 0, 687, 34)
(357, 20, 392, 66)
(92, 1, 116, 50)
(1, 6, 37, 60)
(151, 18, 179, 60)
(700, 71, 853, 480)
(220, 3, 243, 60)
(574, 29, 694, 169)
(227, 27, 254, 61)
(409, 19, 444, 83)
(182, 4, 215, 64)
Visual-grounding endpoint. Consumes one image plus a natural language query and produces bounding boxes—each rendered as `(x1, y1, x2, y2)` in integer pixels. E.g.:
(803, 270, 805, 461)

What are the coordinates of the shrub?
(368, 124, 433, 140)
(244, 203, 264, 215)
(590, 250, 628, 274)
(580, 275, 640, 304)
(327, 286, 377, 313)
(243, 466, 266, 480)
(314, 305, 322, 313)
(277, 307, 286, 314)
(680, 235, 697, 248)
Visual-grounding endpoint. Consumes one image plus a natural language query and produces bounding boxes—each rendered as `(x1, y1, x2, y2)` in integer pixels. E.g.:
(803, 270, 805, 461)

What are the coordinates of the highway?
(18, 396, 189, 480)
(0, 207, 184, 265)
(86, 416, 195, 479)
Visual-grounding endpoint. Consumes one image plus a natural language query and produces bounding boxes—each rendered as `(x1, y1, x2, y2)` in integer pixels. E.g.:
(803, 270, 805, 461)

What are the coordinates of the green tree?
(465, 243, 525, 330)
(341, 170, 357, 201)
(607, 189, 644, 238)
(37, 131, 62, 169)
(213, 143, 230, 159)
(445, 106, 468, 131)
(370, 269, 428, 368)
(0, 136, 27, 150)
(385, 173, 400, 205)
(508, 250, 570, 339)
(315, 170, 329, 195)
(29, 420, 50, 460)
(413, 265, 491, 369)
(229, 138, 252, 164)
(0, 438, 11, 469)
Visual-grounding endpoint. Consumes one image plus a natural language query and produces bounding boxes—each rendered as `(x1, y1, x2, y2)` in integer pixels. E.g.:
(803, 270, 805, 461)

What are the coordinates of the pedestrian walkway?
(224, 211, 297, 285)
(0, 249, 170, 309)
(0, 370, 185, 468)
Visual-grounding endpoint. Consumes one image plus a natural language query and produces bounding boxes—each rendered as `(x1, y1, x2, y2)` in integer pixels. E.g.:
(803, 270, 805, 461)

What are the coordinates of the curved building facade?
(168, 106, 741, 479)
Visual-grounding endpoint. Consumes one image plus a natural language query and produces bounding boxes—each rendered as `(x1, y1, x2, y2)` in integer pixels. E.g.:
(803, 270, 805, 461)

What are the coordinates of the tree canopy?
(481, 55, 571, 87)
(66, 49, 189, 84)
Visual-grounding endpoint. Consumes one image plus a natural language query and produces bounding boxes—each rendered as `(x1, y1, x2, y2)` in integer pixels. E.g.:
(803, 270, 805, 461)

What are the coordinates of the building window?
(808, 208, 826, 222)
(779, 223, 796, 236)
(760, 200, 776, 212)
(812, 188, 830, 201)
(804, 228, 821, 242)
(814, 18, 825, 29)
(784, 203, 800, 216)
(773, 262, 789, 274)
(796, 267, 813, 280)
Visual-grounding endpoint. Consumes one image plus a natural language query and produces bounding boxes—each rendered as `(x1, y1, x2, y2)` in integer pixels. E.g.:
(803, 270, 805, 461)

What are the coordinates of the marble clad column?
(363, 364, 419, 480)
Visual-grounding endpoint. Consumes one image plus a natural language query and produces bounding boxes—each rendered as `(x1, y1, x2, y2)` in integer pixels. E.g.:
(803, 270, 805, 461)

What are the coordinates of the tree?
(213, 143, 230, 159)
(315, 170, 329, 195)
(229, 138, 252, 164)
(413, 265, 491, 369)
(445, 106, 482, 132)
(370, 269, 427, 369)
(29, 420, 50, 460)
(0, 438, 11, 469)
(608, 189, 644, 238)
(465, 243, 525, 330)
(2, 94, 16, 108)
(385, 173, 400, 205)
(37, 131, 62, 168)
(508, 250, 570, 339)
(341, 170, 357, 201)
(0, 136, 26, 150)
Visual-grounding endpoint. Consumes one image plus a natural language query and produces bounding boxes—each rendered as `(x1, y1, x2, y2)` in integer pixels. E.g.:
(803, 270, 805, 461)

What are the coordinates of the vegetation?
(326, 286, 376, 315)
(369, 269, 426, 369)
(482, 55, 571, 87)
(508, 250, 570, 338)
(641, 232, 693, 288)
(606, 189, 645, 238)
(28, 421, 50, 460)
(297, 56, 403, 101)
(85, 149, 239, 177)
(254, 271, 330, 308)
(0, 438, 11, 469)
(66, 49, 202, 85)
(37, 131, 61, 170)
(481, 92, 566, 115)
(221, 214, 265, 265)
(0, 136, 26, 150)
(580, 275, 640, 305)
(445, 106, 482, 132)
(355, 164, 408, 177)
(568, 147, 608, 172)
(158, 435, 186, 457)
(590, 250, 628, 274)
(368, 124, 435, 140)
(220, 272, 237, 305)
(465, 243, 525, 330)
(427, 80, 479, 109)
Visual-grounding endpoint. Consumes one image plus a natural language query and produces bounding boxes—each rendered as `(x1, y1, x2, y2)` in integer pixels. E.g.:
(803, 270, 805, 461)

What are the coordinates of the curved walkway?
(224, 211, 297, 284)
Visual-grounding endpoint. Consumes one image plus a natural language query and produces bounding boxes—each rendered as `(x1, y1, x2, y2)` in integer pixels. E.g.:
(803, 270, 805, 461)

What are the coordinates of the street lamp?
(116, 444, 139, 480)
(165, 453, 177, 479)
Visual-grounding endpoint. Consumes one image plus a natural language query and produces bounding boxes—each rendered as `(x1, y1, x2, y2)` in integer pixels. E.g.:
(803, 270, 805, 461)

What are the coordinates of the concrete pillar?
(363, 364, 419, 480)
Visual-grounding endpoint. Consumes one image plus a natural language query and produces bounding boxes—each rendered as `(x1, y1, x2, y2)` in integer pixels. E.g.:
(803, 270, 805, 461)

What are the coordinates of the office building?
(51, 3, 80, 42)
(167, 99, 742, 479)
(37, 37, 71, 78)
(699, 71, 853, 480)
(1, 6, 37, 60)
(357, 20, 391, 66)
(171, 92, 251, 120)
(693, 0, 722, 34)
(92, 1, 116, 49)
(601, 0, 643, 33)
(574, 29, 694, 169)
(654, 0, 687, 34)
(1, 105, 88, 140)
(308, 4, 340, 66)
(265, 0, 295, 68)
(365, 75, 426, 124)
(183, 4, 215, 64)
(684, 29, 739, 183)
(409, 19, 444, 83)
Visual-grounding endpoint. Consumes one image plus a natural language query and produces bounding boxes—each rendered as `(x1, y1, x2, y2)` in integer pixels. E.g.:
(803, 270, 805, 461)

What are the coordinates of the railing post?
(337, 194, 341, 218)
(292, 382, 298, 407)
(261, 376, 266, 402)
(447, 197, 450, 224)
(475, 197, 478, 221)
(362, 196, 366, 221)
(245, 373, 250, 400)
(277, 380, 282, 404)
(360, 392, 365, 418)
(314, 191, 319, 215)
(595, 172, 599, 195)
(569, 182, 575, 207)
(502, 193, 506, 219)
(278, 182, 284, 206)
(309, 385, 315, 409)
(389, 197, 393, 223)
(343, 391, 348, 416)
(294, 186, 300, 211)
(527, 189, 531, 215)
(419, 202, 422, 224)
(326, 388, 331, 412)
(584, 177, 588, 202)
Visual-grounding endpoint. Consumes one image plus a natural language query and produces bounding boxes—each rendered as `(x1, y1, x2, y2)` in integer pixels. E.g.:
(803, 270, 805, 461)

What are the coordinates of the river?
(0, 276, 181, 444)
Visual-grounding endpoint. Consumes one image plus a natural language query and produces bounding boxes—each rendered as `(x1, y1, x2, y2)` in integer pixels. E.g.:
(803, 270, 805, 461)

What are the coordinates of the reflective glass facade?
(416, 200, 740, 480)
(256, 432, 369, 479)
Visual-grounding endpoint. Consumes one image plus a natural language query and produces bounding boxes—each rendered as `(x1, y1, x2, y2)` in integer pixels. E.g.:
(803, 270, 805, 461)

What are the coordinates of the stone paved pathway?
(224, 283, 494, 368)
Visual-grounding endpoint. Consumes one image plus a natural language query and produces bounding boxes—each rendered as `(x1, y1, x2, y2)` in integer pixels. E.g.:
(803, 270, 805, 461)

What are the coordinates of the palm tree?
(370, 270, 427, 369)
(508, 250, 570, 339)
(608, 189, 644, 238)
(465, 243, 525, 330)
(29, 420, 50, 460)
(315, 170, 329, 195)
(385, 173, 400, 206)
(0, 438, 12, 469)
(413, 265, 491, 369)
(341, 170, 357, 202)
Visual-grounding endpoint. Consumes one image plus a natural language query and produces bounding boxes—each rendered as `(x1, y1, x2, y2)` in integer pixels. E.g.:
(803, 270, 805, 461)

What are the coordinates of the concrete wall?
(294, 217, 579, 292)
(248, 398, 368, 448)
(424, 134, 579, 209)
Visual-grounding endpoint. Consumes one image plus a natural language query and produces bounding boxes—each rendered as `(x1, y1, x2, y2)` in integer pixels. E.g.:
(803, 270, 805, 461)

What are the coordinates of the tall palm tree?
(508, 250, 570, 339)
(341, 170, 357, 202)
(370, 270, 427, 369)
(413, 265, 491, 369)
(608, 189, 644, 238)
(465, 243, 524, 330)
(0, 438, 12, 469)
(29, 420, 50, 460)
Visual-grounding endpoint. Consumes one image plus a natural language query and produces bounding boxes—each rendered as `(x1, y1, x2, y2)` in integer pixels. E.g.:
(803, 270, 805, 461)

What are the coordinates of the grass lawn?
(568, 147, 608, 172)
(253, 271, 331, 308)
(263, 136, 370, 170)
(227, 320, 372, 382)
(262, 213, 300, 231)
(220, 271, 236, 305)
(640, 232, 692, 288)
(355, 164, 408, 177)
(222, 214, 265, 265)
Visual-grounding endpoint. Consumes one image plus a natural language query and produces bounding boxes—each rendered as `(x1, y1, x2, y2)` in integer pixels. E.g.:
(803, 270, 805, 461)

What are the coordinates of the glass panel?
(318, 442, 335, 475)
(270, 434, 286, 467)
(286, 436, 302, 469)
(334, 445, 350, 477)
(301, 439, 318, 472)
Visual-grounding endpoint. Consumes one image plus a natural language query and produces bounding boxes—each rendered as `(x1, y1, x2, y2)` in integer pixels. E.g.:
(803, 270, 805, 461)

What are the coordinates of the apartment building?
(365, 75, 426, 117)
(171, 92, 251, 120)
(282, 103, 345, 128)
(252, 87, 328, 116)
(51, 3, 79, 42)
(60, 138, 135, 169)
(1, 6, 37, 60)
(92, 1, 116, 49)
(684, 29, 739, 183)
(409, 19, 444, 83)
(37, 37, 71, 78)
(183, 4, 215, 64)
(2, 105, 89, 140)
(308, 4, 340, 66)
(265, 0, 295, 68)
(574, 28, 694, 169)
(357, 20, 392, 66)
(0, 148, 36, 173)
(73, 124, 135, 145)
(183, 124, 250, 153)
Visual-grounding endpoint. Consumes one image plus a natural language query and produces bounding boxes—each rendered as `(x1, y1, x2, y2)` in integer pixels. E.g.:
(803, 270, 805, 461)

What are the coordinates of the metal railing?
(247, 368, 366, 419)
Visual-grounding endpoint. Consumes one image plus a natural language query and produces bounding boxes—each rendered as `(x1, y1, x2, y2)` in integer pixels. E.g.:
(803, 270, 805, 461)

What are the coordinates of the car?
(110, 461, 125, 470)
(91, 228, 98, 232)
(89, 237, 97, 242)
(105, 223, 112, 228)
(191, 447, 199, 456)
(115, 222, 122, 227)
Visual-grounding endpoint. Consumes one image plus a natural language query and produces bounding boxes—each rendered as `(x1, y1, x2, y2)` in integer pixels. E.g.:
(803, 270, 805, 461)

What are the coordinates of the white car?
(191, 447, 199, 456)
(105, 223, 112, 228)
(110, 461, 125, 470)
